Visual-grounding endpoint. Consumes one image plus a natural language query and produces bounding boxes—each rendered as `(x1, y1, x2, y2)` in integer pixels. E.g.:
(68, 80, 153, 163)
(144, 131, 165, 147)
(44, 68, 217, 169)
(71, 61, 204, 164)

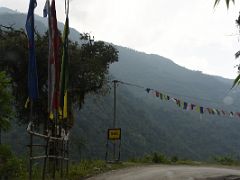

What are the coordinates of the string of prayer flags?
(145, 88, 240, 119)
(113, 80, 240, 121)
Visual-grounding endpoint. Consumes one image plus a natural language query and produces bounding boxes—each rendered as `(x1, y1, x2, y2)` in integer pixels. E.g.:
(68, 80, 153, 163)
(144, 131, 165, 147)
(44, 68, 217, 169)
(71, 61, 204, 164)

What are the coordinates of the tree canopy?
(0, 27, 118, 125)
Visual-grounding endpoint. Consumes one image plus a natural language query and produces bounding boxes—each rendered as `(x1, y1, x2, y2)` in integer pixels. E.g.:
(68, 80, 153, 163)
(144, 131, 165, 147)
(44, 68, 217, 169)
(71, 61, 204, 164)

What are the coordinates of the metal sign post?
(105, 128, 121, 162)
(105, 80, 122, 163)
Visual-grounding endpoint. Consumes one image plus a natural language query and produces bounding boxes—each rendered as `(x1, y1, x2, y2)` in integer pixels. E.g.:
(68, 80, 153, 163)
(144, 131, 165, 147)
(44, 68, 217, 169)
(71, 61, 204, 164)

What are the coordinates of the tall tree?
(0, 28, 118, 126)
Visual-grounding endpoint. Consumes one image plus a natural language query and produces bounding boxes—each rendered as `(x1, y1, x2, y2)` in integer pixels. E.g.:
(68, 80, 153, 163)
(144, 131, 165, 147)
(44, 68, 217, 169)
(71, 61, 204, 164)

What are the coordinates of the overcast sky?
(1, 0, 240, 79)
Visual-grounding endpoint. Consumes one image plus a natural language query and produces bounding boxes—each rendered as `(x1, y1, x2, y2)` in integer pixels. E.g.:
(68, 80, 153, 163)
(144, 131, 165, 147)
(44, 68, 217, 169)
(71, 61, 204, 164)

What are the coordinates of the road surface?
(87, 165, 240, 180)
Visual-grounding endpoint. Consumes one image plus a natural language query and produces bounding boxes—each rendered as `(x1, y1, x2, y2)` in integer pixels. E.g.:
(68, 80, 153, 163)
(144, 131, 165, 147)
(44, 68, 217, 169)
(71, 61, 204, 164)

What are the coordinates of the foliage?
(0, 145, 26, 179)
(213, 0, 240, 87)
(213, 155, 238, 165)
(128, 154, 153, 163)
(0, 28, 118, 125)
(128, 153, 181, 164)
(171, 155, 179, 163)
(68, 160, 129, 179)
(214, 0, 235, 8)
(1, 159, 132, 179)
(0, 71, 14, 131)
(152, 152, 170, 163)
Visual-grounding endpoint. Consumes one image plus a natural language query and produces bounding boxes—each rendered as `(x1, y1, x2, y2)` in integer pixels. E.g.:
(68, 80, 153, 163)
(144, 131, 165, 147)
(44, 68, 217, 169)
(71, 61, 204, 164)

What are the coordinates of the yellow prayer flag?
(63, 91, 68, 119)
(24, 97, 30, 109)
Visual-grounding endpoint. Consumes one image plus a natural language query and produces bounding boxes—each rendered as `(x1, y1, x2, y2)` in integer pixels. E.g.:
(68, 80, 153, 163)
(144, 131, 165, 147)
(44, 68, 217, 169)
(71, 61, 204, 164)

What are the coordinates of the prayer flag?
(50, 0, 60, 110)
(196, 106, 200, 113)
(235, 112, 240, 118)
(146, 88, 151, 93)
(26, 0, 38, 100)
(190, 104, 196, 110)
(216, 109, 221, 115)
(60, 15, 69, 118)
(160, 93, 163, 100)
(183, 102, 188, 110)
(43, 0, 49, 17)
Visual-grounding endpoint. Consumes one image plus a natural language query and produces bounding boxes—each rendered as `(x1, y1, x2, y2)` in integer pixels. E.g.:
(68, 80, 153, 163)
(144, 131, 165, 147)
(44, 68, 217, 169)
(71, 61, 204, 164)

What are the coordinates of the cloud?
(1, 0, 240, 78)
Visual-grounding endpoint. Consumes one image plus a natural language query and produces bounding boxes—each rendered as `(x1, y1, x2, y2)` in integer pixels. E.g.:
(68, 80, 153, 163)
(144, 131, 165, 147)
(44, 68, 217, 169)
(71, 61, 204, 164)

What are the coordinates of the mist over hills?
(1, 7, 240, 161)
(0, 7, 81, 42)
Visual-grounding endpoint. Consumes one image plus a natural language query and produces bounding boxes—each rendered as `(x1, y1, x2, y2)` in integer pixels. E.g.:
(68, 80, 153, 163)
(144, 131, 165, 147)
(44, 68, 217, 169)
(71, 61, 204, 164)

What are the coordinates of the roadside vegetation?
(2, 147, 240, 179)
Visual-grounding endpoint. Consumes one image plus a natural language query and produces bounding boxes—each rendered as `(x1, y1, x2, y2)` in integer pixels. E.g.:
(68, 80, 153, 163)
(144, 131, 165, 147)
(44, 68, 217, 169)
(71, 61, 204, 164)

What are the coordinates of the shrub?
(171, 156, 179, 163)
(0, 145, 26, 179)
(152, 152, 170, 164)
(213, 155, 236, 165)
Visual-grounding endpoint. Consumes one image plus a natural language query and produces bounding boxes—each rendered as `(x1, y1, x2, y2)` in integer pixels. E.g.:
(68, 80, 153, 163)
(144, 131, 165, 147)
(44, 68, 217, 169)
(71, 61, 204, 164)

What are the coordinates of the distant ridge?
(0, 6, 81, 42)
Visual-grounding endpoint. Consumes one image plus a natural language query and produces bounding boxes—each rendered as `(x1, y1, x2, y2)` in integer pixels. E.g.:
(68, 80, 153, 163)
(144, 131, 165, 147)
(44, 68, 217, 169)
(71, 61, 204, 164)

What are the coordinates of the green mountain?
(1, 7, 240, 161)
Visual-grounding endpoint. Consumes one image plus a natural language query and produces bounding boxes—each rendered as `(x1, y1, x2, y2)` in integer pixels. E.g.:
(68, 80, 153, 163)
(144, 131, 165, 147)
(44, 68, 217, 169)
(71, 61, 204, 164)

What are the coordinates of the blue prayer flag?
(183, 102, 188, 110)
(25, 0, 39, 100)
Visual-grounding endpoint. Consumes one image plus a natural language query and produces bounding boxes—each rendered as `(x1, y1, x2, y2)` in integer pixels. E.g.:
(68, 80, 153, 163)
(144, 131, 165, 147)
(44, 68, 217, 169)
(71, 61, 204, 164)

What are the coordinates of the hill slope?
(1, 7, 240, 161)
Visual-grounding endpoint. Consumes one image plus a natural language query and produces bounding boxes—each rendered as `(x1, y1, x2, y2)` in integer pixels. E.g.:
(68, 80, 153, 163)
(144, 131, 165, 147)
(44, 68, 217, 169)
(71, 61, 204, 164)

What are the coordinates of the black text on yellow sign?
(108, 128, 121, 140)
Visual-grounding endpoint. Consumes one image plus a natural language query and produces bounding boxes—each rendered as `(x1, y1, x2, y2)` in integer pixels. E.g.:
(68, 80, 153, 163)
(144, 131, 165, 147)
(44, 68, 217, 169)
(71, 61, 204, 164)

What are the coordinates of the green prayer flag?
(60, 16, 69, 118)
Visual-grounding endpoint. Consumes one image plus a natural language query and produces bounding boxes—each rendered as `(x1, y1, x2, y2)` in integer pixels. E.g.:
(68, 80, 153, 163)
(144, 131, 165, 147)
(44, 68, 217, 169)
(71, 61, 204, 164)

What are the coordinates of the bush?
(128, 154, 152, 163)
(171, 156, 179, 163)
(152, 152, 170, 164)
(0, 145, 26, 179)
(213, 155, 237, 165)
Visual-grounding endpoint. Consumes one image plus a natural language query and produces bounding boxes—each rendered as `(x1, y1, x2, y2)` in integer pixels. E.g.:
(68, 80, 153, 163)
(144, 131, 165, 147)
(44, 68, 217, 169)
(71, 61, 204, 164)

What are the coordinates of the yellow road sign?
(108, 128, 121, 140)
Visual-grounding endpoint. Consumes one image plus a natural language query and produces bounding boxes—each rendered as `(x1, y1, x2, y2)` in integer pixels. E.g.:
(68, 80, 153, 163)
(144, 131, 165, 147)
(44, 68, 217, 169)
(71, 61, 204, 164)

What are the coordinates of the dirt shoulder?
(86, 165, 240, 180)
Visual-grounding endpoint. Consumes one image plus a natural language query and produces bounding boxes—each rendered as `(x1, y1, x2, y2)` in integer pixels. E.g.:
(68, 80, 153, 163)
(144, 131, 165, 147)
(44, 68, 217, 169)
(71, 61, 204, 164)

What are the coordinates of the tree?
(0, 28, 118, 126)
(213, 0, 240, 87)
(0, 71, 14, 144)
(214, 0, 235, 8)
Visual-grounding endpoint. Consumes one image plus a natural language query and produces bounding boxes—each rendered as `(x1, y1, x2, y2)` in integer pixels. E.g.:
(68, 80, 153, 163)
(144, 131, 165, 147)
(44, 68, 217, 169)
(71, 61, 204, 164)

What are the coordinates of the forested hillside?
(2, 7, 240, 161)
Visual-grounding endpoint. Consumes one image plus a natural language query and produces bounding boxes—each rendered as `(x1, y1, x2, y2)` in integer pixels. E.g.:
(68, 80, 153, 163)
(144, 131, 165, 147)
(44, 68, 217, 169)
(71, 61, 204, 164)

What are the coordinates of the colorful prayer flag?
(235, 112, 240, 118)
(146, 88, 151, 93)
(43, 0, 49, 17)
(60, 15, 69, 118)
(183, 102, 188, 110)
(196, 106, 200, 113)
(26, 0, 38, 100)
(221, 110, 226, 115)
(160, 93, 163, 100)
(190, 104, 196, 110)
(43, 0, 53, 114)
(50, 0, 60, 111)
(216, 109, 221, 115)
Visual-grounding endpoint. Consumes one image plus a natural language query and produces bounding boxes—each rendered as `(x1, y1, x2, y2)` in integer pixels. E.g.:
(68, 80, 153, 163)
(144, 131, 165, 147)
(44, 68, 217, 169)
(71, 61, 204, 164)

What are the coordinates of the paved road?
(87, 165, 240, 180)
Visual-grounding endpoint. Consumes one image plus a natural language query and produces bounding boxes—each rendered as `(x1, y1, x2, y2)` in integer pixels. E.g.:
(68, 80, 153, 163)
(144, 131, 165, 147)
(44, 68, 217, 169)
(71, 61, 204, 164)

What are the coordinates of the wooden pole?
(0, 128, 2, 145)
(42, 137, 49, 180)
(29, 101, 33, 180)
(66, 140, 69, 176)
